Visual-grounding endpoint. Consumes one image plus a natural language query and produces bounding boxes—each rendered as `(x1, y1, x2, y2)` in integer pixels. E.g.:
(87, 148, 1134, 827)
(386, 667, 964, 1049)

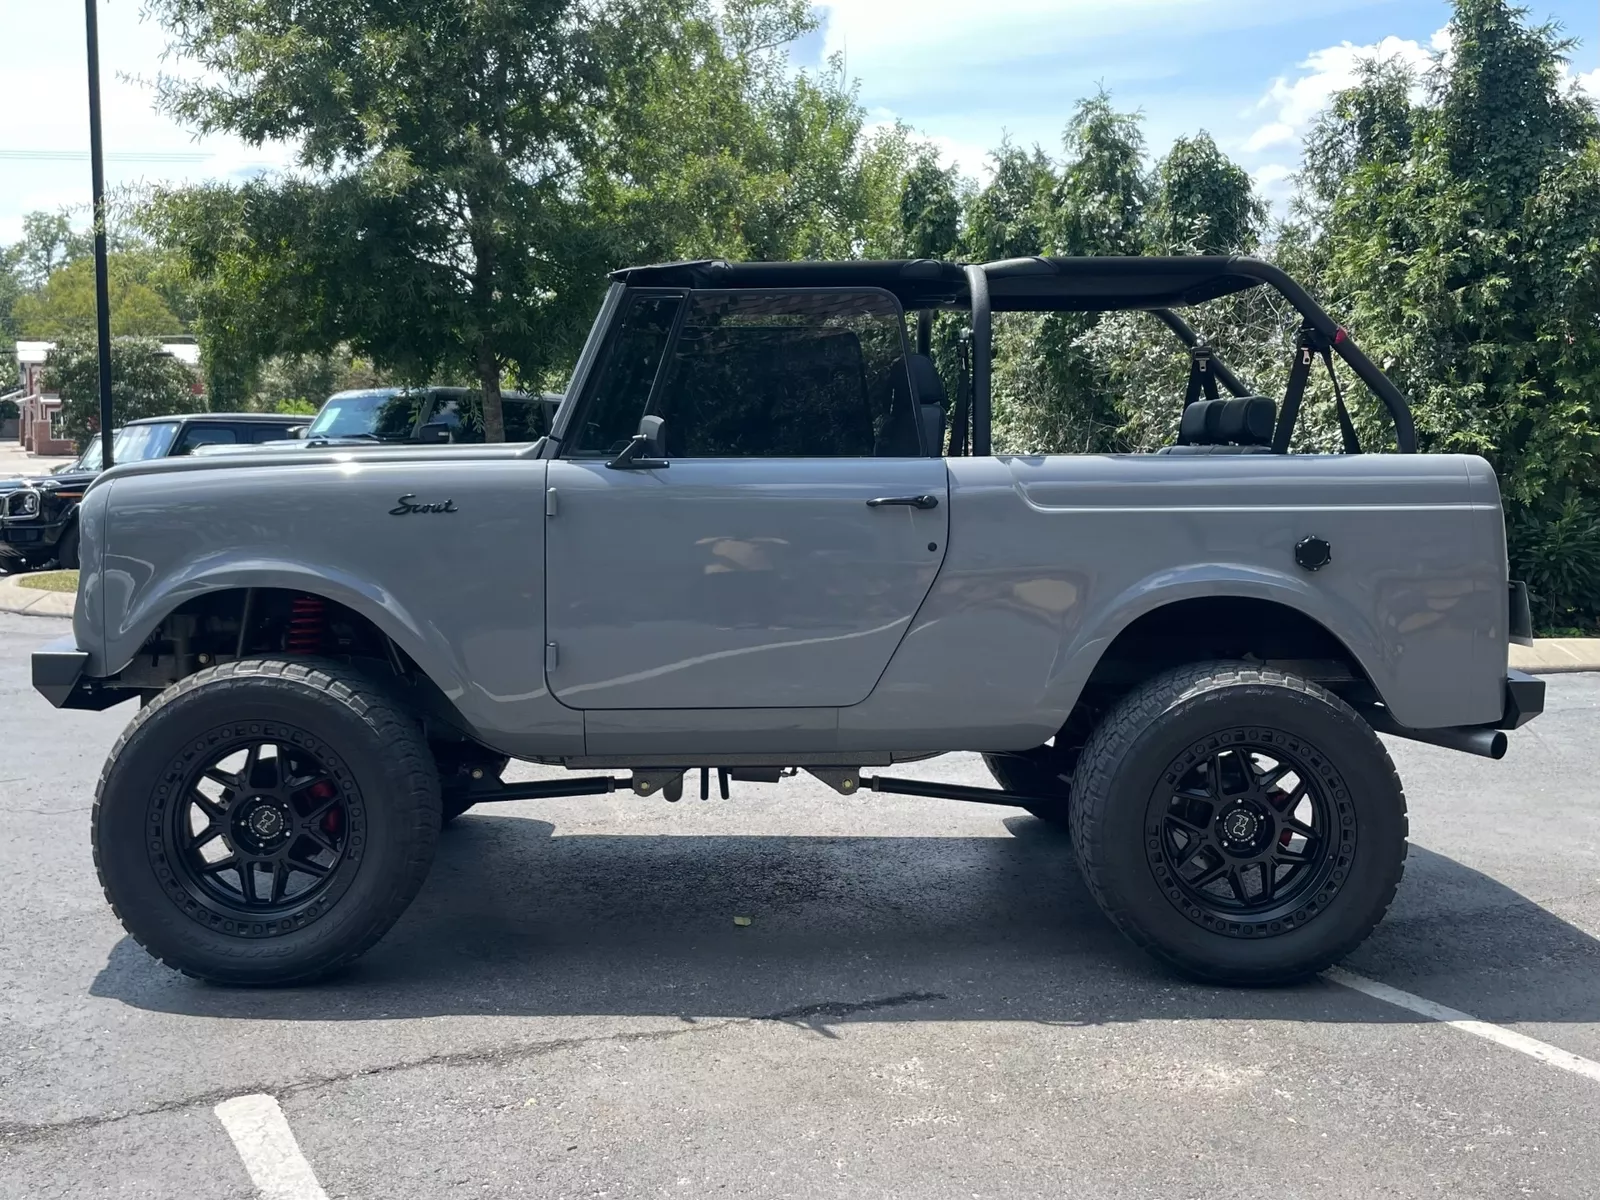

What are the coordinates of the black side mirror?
(638, 415, 666, 457)
(419, 422, 452, 443)
(606, 416, 670, 471)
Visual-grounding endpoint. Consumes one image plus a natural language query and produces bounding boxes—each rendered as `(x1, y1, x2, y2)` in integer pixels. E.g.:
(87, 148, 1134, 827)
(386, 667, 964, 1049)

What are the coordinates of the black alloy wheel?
(1070, 662, 1406, 985)
(1150, 738, 1347, 934)
(166, 737, 360, 925)
(94, 658, 441, 984)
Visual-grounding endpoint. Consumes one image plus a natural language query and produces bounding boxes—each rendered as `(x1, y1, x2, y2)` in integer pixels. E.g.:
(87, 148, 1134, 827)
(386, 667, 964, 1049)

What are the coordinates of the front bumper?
(32, 636, 126, 711)
(0, 518, 67, 552)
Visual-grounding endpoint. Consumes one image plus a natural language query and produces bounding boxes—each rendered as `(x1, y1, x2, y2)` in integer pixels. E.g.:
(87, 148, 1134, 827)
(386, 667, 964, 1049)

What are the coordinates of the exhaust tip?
(1487, 730, 1508, 760)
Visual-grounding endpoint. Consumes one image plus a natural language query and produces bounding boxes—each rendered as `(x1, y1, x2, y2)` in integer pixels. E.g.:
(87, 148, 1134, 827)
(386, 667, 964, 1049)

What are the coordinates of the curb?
(2, 576, 1598, 671)
(1510, 639, 1600, 674)
(0, 574, 76, 619)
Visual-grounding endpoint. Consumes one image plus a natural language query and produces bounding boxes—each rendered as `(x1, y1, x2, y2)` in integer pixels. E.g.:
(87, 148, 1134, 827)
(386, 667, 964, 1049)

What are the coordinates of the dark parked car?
(194, 387, 562, 455)
(0, 412, 308, 571)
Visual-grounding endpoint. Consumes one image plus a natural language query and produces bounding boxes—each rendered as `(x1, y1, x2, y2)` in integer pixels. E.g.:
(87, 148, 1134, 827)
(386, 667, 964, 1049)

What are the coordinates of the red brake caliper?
(309, 779, 340, 834)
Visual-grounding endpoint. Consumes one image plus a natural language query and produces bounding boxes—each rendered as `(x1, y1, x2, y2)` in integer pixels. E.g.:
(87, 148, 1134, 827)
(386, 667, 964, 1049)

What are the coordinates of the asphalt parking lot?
(3, 609, 1599, 1199)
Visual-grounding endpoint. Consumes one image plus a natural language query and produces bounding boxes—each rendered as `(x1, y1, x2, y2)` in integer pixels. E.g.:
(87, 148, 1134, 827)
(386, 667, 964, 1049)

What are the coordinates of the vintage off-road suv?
(33, 256, 1545, 987)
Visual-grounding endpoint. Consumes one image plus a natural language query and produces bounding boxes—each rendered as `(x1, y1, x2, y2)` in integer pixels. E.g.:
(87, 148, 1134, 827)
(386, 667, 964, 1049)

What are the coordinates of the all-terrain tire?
(983, 751, 1072, 828)
(92, 657, 441, 985)
(1069, 661, 1407, 986)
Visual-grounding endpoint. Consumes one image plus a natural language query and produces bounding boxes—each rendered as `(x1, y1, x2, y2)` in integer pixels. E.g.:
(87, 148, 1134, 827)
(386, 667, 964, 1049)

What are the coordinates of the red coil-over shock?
(287, 595, 327, 655)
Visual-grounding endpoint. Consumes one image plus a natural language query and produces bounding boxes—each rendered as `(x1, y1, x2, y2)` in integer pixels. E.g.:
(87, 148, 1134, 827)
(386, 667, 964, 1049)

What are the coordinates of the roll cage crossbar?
(604, 254, 1419, 455)
(954, 256, 1418, 455)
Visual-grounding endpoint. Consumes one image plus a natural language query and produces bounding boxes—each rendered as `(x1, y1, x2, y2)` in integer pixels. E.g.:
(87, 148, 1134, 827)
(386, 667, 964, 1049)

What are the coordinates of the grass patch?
(14, 570, 78, 593)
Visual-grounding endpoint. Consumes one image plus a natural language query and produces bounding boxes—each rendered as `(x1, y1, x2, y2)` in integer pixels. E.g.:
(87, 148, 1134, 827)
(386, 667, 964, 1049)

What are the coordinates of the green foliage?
(1296, 0, 1600, 621)
(1511, 499, 1600, 630)
(1147, 133, 1266, 255)
(898, 149, 964, 260)
(272, 397, 319, 416)
(43, 338, 199, 444)
(13, 255, 183, 340)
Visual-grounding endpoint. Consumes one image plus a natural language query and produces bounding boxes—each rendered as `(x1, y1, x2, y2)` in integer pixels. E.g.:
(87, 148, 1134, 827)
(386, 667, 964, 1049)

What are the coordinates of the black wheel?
(1070, 662, 1406, 986)
(92, 658, 441, 985)
(54, 522, 79, 570)
(983, 749, 1071, 827)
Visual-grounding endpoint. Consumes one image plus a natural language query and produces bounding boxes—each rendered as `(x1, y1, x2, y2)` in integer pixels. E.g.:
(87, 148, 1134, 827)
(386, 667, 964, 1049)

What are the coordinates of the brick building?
(13, 342, 74, 456)
(8, 339, 204, 458)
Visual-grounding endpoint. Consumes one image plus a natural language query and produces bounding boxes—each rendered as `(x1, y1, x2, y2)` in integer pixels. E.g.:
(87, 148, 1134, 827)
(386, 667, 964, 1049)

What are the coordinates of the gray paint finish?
(838, 452, 1506, 750)
(544, 458, 948, 710)
(91, 453, 582, 757)
(64, 435, 1507, 759)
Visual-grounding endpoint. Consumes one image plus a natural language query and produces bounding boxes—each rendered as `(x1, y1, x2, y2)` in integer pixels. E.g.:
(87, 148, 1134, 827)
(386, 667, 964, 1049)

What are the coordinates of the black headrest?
(906, 354, 945, 407)
(1177, 396, 1276, 446)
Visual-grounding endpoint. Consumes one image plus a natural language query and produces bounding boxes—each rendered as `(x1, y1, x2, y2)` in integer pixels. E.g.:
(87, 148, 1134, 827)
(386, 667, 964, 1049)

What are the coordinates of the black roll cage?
(949, 256, 1417, 455)
(601, 254, 1419, 456)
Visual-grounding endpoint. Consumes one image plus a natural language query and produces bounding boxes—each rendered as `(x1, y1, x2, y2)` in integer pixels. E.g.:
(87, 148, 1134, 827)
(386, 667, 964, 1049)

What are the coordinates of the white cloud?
(1249, 30, 1442, 148)
(1243, 123, 1295, 153)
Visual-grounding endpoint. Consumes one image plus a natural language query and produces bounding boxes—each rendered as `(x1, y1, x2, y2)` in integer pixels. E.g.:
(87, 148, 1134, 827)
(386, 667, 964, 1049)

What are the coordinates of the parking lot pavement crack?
(0, 990, 949, 1149)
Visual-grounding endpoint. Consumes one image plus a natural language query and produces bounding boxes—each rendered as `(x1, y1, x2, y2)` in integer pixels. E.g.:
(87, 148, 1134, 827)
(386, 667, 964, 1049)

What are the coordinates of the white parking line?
(214, 1094, 331, 1200)
(1327, 968, 1600, 1085)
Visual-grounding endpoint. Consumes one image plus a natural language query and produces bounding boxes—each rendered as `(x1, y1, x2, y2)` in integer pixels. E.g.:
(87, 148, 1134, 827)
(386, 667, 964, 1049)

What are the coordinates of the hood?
(105, 439, 542, 480)
(0, 469, 97, 493)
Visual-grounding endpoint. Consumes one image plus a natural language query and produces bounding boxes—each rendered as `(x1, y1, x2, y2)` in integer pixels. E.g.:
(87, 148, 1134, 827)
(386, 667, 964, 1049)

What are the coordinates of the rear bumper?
(1498, 668, 1544, 730)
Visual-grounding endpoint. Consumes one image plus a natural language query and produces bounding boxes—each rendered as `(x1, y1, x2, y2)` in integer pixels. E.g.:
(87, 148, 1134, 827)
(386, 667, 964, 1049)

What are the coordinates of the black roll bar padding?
(964, 264, 992, 456)
(916, 308, 933, 357)
(1223, 257, 1417, 453)
(1149, 308, 1252, 398)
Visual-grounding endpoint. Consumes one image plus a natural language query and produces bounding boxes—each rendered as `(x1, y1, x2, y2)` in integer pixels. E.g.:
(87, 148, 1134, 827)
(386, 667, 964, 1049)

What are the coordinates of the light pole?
(85, 0, 115, 468)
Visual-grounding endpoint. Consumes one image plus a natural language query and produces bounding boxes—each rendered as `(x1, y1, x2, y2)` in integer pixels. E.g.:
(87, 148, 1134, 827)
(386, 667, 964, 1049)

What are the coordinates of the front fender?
(104, 556, 469, 705)
(84, 455, 581, 757)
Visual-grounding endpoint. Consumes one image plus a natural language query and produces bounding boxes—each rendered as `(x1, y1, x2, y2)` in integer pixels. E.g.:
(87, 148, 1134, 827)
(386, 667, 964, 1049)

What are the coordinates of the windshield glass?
(75, 423, 181, 471)
(307, 391, 425, 440)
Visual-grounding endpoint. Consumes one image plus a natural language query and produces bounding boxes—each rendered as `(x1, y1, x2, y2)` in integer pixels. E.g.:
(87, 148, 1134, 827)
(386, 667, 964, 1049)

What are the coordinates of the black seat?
(1156, 396, 1278, 455)
(877, 354, 946, 456)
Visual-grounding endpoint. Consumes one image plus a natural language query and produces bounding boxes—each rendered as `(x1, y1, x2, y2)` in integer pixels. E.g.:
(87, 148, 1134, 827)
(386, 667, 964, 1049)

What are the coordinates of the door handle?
(866, 494, 939, 510)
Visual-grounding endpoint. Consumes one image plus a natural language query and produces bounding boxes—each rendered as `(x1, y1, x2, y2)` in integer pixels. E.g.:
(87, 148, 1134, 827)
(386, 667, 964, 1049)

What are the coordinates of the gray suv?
(33, 255, 1543, 989)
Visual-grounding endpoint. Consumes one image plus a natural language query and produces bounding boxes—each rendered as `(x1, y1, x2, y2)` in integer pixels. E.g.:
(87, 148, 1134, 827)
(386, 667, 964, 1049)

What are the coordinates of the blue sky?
(1, 0, 1596, 242)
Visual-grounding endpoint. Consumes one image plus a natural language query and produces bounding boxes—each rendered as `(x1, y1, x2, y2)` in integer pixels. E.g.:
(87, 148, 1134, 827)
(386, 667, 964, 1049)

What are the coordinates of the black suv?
(0, 412, 308, 571)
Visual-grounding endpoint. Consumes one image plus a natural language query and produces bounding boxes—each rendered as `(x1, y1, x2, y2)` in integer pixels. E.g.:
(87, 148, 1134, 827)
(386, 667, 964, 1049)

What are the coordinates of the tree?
(1298, 0, 1600, 624)
(1147, 133, 1266, 255)
(43, 338, 199, 445)
(149, 0, 679, 438)
(898, 148, 963, 260)
(962, 138, 1056, 262)
(13, 255, 182, 340)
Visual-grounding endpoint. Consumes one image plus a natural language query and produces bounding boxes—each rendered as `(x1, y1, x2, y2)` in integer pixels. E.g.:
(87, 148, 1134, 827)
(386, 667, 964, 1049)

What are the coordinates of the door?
(545, 287, 949, 710)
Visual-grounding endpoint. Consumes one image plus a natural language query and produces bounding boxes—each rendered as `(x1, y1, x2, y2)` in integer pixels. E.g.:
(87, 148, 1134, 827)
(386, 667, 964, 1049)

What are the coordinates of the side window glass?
(651, 290, 914, 458)
(173, 425, 237, 455)
(447, 395, 549, 443)
(566, 294, 682, 457)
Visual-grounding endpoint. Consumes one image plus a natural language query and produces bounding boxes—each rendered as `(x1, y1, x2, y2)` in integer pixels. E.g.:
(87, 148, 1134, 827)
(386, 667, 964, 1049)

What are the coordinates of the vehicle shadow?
(90, 812, 1600, 1028)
